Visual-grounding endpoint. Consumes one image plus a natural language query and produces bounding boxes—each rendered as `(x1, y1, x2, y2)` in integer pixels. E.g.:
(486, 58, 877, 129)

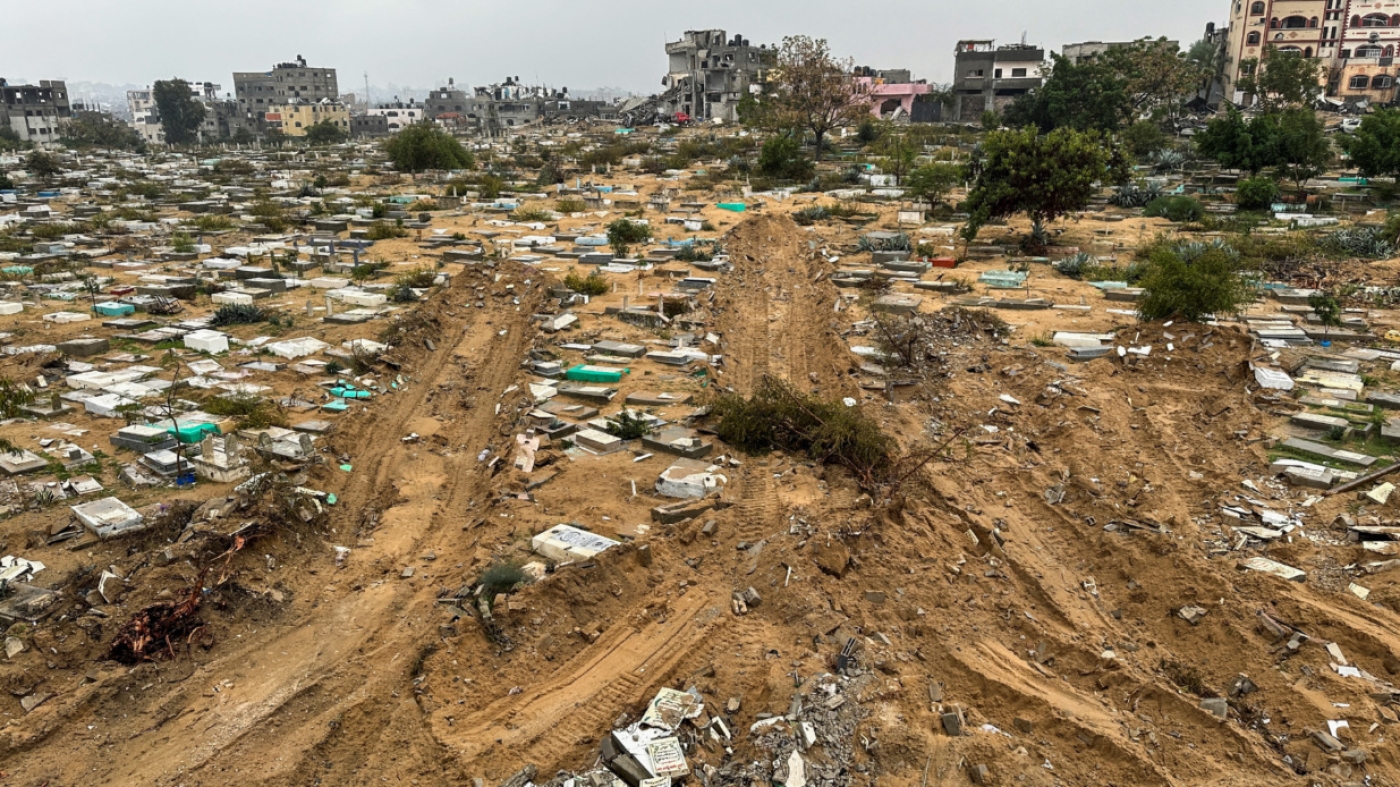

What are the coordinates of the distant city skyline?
(9, 0, 1224, 94)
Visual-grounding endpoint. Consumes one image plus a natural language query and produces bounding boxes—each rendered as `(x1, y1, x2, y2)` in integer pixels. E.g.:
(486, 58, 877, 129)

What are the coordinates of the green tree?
(962, 126, 1122, 240)
(1309, 290, 1342, 339)
(1236, 47, 1325, 111)
(60, 111, 143, 151)
(0, 171, 12, 190)
(1195, 108, 1281, 175)
(747, 35, 869, 160)
(1340, 108, 1400, 180)
(1273, 109, 1330, 191)
(1235, 176, 1281, 210)
(1122, 120, 1168, 158)
(152, 79, 207, 146)
(231, 127, 255, 146)
(25, 150, 63, 183)
(871, 124, 918, 184)
(383, 122, 475, 173)
(1138, 244, 1252, 322)
(903, 163, 961, 207)
(1102, 38, 1204, 120)
(304, 120, 348, 146)
(1002, 54, 1131, 133)
(0, 126, 26, 152)
(755, 133, 814, 181)
(606, 219, 652, 257)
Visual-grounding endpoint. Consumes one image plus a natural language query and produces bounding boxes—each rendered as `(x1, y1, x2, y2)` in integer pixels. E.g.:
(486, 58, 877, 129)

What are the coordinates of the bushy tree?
(1138, 244, 1251, 322)
(1340, 108, 1400, 180)
(61, 112, 143, 151)
(384, 123, 475, 173)
(903, 163, 961, 207)
(1235, 176, 1280, 210)
(304, 120, 348, 146)
(1236, 47, 1325, 111)
(1123, 120, 1168, 158)
(153, 79, 207, 146)
(962, 126, 1122, 240)
(1003, 54, 1130, 133)
(1195, 108, 1279, 174)
(606, 219, 652, 257)
(745, 36, 869, 160)
(25, 151, 63, 182)
(755, 133, 814, 181)
(1273, 109, 1330, 191)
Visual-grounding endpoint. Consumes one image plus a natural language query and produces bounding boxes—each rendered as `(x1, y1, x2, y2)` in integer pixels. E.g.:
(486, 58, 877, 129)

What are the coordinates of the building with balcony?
(1224, 0, 1399, 104)
(265, 99, 349, 137)
(949, 41, 1046, 122)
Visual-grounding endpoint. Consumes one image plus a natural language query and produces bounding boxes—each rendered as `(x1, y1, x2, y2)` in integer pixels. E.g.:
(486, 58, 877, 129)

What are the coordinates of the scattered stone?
(1200, 697, 1228, 719)
(865, 590, 887, 604)
(1177, 605, 1208, 625)
(941, 709, 964, 736)
(968, 764, 989, 784)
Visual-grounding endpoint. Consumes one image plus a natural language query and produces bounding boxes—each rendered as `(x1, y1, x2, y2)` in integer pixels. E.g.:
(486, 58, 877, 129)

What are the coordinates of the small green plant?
(792, 205, 831, 226)
(478, 561, 529, 600)
(366, 221, 408, 241)
(324, 360, 345, 375)
(564, 269, 610, 296)
(395, 268, 437, 289)
(509, 206, 553, 222)
(555, 198, 586, 214)
(605, 411, 653, 440)
(1031, 333, 1055, 347)
(209, 303, 267, 326)
(171, 232, 196, 254)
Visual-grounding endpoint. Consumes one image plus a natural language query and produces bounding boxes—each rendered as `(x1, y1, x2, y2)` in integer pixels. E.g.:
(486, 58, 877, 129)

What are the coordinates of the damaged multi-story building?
(125, 81, 244, 145)
(1, 78, 72, 145)
(1223, 0, 1400, 106)
(659, 30, 768, 122)
(948, 40, 1046, 122)
(233, 55, 339, 132)
(423, 77, 609, 136)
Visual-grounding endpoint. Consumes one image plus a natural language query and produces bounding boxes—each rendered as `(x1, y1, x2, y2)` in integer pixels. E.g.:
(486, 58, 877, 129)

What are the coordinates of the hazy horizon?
(8, 0, 1225, 95)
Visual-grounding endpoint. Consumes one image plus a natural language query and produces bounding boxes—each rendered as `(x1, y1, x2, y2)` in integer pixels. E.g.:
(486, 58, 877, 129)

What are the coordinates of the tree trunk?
(813, 129, 825, 162)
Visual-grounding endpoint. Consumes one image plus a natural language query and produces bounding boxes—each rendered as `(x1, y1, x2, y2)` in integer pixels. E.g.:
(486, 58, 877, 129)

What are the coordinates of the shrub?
(1144, 196, 1204, 223)
(606, 219, 651, 257)
(857, 233, 911, 253)
(189, 214, 234, 232)
(324, 360, 345, 375)
(604, 411, 652, 440)
(1320, 227, 1395, 259)
(366, 221, 408, 241)
(203, 392, 287, 429)
(1110, 182, 1163, 209)
(555, 198, 586, 214)
(209, 303, 266, 326)
(1123, 120, 1168, 158)
(792, 205, 831, 226)
(756, 134, 814, 182)
(509, 206, 553, 222)
(673, 244, 713, 263)
(1235, 177, 1280, 211)
(1137, 244, 1252, 322)
(171, 231, 196, 254)
(396, 268, 437, 289)
(477, 174, 505, 199)
(478, 562, 528, 599)
(564, 269, 609, 296)
(711, 376, 893, 489)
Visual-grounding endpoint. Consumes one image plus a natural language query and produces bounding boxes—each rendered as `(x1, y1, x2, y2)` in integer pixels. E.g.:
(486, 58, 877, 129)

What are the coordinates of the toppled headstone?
(531, 524, 620, 562)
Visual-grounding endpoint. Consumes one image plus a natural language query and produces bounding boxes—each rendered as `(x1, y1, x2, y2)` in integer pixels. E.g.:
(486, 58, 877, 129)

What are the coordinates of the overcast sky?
(9, 0, 1225, 94)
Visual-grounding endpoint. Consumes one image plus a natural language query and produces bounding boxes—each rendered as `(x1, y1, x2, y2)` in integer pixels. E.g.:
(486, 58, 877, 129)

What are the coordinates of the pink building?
(854, 69, 932, 119)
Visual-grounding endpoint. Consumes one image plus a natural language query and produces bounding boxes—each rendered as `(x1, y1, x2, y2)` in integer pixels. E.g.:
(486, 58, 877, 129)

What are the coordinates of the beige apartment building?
(1225, 0, 1400, 104)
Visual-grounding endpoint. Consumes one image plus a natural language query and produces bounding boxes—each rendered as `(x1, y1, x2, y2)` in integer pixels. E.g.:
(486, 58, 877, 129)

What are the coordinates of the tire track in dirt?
(0, 266, 550, 786)
(434, 588, 725, 769)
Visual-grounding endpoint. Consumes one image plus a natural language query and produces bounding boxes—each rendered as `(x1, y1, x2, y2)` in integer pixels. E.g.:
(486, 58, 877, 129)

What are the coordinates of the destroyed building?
(126, 81, 246, 145)
(660, 30, 767, 122)
(423, 77, 609, 136)
(948, 40, 1046, 122)
(1, 78, 72, 145)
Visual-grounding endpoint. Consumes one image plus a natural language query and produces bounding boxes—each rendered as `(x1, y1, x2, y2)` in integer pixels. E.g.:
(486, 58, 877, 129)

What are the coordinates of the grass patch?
(564, 269, 609, 296)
